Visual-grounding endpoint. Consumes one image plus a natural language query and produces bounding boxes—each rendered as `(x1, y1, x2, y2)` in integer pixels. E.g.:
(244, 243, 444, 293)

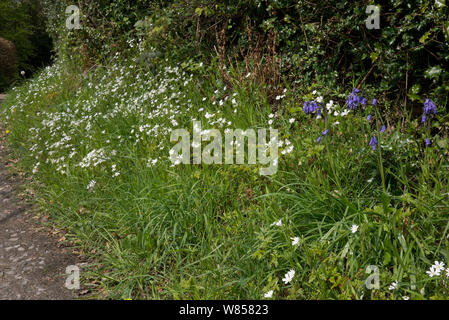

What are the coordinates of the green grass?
(1, 50, 448, 300)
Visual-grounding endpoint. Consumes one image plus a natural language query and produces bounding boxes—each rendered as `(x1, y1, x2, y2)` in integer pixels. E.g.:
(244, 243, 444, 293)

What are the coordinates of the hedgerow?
(43, 0, 449, 112)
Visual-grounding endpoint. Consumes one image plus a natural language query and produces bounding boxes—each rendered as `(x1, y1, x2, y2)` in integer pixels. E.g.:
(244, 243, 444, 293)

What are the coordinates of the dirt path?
(0, 98, 83, 300)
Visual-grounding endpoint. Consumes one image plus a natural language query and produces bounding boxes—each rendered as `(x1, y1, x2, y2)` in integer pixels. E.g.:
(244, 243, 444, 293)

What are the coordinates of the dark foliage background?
(0, 0, 53, 91)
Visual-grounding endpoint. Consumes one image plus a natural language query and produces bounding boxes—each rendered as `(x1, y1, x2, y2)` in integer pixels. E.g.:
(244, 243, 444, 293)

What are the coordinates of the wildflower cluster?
(345, 88, 366, 110)
(426, 261, 447, 278)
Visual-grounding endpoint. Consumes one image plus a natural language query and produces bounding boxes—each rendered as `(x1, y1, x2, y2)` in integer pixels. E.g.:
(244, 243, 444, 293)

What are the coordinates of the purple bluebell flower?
(423, 99, 437, 115)
(369, 136, 377, 151)
(372, 99, 377, 106)
(367, 114, 372, 121)
(346, 88, 362, 110)
(346, 88, 369, 110)
(381, 125, 386, 133)
(316, 136, 322, 143)
(322, 129, 329, 136)
(303, 101, 319, 114)
(426, 138, 431, 146)
(421, 115, 427, 123)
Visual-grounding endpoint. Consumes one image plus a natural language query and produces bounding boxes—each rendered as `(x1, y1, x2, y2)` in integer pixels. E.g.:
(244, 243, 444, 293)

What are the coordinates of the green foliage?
(1, 0, 448, 300)
(1, 51, 448, 299)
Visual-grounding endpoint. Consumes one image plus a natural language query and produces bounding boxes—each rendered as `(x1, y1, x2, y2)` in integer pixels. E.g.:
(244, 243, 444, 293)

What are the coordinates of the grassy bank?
(1, 48, 448, 299)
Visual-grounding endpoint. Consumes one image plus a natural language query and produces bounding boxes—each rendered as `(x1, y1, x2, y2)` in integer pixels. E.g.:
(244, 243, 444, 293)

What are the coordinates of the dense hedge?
(44, 0, 449, 110)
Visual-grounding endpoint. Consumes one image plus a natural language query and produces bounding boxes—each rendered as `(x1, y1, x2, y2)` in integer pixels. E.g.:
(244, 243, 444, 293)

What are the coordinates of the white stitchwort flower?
(291, 237, 300, 246)
(388, 281, 398, 290)
(263, 290, 273, 298)
(87, 179, 96, 191)
(282, 269, 295, 284)
(426, 266, 439, 277)
(432, 261, 445, 273)
(351, 224, 359, 233)
(402, 296, 409, 300)
(271, 219, 282, 227)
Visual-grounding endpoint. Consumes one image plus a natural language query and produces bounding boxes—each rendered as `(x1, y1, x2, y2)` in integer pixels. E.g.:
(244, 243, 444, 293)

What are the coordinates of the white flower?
(32, 162, 40, 174)
(388, 281, 398, 290)
(289, 118, 295, 124)
(87, 179, 96, 191)
(271, 219, 282, 227)
(312, 90, 317, 95)
(426, 266, 439, 277)
(402, 296, 409, 300)
(263, 290, 273, 298)
(282, 269, 295, 284)
(351, 224, 359, 233)
(147, 158, 158, 167)
(20, 70, 25, 76)
(316, 96, 323, 103)
(432, 261, 445, 273)
(446, 268, 449, 278)
(341, 109, 350, 117)
(291, 237, 300, 246)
